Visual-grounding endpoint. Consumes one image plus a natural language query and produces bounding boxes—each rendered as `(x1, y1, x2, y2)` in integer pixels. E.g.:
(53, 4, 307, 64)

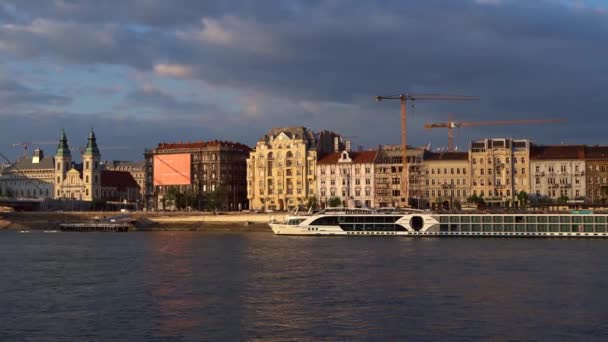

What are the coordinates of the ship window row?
(439, 216, 608, 224)
(311, 216, 400, 225)
(439, 223, 606, 233)
(339, 224, 408, 232)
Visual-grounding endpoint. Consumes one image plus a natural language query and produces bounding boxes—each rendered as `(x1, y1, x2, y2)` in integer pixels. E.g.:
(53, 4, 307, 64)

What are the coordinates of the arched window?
(286, 151, 293, 159)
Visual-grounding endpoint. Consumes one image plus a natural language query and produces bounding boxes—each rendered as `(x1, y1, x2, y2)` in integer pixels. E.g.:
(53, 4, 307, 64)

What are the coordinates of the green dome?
(55, 129, 71, 158)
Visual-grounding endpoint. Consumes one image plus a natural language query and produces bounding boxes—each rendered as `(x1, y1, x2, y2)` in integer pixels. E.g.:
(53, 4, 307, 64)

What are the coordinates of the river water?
(1, 230, 608, 341)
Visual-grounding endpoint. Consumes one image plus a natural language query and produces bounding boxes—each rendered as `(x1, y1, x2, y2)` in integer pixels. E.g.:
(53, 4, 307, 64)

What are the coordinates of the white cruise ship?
(269, 209, 608, 238)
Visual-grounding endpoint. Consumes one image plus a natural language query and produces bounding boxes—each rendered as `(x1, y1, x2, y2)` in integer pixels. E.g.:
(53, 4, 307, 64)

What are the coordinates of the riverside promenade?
(0, 211, 287, 231)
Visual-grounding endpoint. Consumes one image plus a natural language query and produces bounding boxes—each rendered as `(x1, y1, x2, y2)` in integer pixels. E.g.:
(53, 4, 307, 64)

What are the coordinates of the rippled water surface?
(2, 230, 608, 341)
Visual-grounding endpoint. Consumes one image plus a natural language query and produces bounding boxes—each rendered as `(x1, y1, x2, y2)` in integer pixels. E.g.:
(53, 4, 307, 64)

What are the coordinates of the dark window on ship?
(310, 216, 339, 226)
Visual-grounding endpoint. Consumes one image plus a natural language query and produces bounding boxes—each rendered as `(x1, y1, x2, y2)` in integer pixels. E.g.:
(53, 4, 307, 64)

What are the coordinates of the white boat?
(269, 209, 608, 238)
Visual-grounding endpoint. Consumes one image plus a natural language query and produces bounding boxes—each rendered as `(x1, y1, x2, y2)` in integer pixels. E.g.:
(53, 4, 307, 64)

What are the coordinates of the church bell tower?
(82, 129, 101, 201)
(54, 129, 72, 199)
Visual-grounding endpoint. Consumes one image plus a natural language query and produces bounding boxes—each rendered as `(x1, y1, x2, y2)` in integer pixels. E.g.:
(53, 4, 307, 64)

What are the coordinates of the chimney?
(32, 148, 43, 164)
(334, 137, 340, 152)
(345, 140, 352, 152)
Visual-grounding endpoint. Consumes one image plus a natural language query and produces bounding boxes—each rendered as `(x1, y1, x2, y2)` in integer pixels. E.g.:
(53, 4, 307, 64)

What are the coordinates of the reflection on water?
(2, 231, 608, 340)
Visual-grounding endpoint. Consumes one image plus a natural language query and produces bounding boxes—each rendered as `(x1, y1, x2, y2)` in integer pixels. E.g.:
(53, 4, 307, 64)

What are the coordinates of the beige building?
(0, 148, 54, 198)
(530, 145, 586, 201)
(420, 151, 470, 209)
(104, 160, 146, 203)
(373, 145, 424, 208)
(246, 127, 342, 211)
(469, 138, 530, 206)
(317, 150, 377, 208)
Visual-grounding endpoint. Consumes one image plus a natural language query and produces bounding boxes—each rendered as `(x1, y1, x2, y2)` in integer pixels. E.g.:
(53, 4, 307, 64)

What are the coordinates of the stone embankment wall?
(0, 212, 287, 231)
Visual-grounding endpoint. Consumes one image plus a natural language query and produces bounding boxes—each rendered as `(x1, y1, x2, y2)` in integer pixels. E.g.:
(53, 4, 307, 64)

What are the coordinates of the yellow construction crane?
(375, 93, 476, 207)
(424, 115, 566, 151)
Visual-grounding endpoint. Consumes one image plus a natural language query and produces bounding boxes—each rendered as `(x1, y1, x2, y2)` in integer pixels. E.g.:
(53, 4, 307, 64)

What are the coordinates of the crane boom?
(424, 117, 566, 151)
(375, 93, 476, 207)
(456, 118, 566, 127)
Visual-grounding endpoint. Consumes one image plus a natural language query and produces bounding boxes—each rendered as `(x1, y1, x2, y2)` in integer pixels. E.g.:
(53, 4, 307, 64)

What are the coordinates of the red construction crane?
(375, 93, 476, 207)
(424, 115, 566, 151)
(11, 141, 60, 159)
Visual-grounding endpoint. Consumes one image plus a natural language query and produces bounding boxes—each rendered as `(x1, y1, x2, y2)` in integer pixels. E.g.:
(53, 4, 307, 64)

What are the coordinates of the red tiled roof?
(101, 170, 139, 190)
(317, 150, 377, 165)
(530, 145, 585, 160)
(585, 146, 608, 159)
(156, 140, 250, 152)
(423, 151, 468, 161)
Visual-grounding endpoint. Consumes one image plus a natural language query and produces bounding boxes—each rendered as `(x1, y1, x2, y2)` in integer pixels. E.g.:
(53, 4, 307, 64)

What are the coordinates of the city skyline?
(1, 0, 607, 161)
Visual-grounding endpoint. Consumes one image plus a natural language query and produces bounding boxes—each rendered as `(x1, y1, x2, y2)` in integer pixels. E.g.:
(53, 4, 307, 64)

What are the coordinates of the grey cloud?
(119, 87, 222, 119)
(0, 78, 71, 109)
(0, 0, 607, 151)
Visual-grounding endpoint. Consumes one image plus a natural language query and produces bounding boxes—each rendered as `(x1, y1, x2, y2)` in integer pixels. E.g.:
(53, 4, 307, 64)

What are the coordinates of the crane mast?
(375, 93, 476, 207)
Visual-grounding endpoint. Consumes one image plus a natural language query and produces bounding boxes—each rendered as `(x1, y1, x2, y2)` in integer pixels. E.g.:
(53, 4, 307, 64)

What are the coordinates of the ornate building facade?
(317, 150, 377, 208)
(54, 129, 102, 200)
(469, 138, 530, 206)
(530, 145, 586, 201)
(246, 127, 343, 211)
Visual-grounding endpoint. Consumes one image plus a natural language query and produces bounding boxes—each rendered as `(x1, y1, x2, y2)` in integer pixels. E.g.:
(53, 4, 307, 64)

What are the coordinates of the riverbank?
(0, 211, 285, 232)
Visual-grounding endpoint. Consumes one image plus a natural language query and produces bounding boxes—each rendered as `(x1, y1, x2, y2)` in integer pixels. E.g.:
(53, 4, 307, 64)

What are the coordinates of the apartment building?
(420, 151, 470, 209)
(317, 150, 377, 208)
(469, 138, 530, 206)
(530, 145, 585, 201)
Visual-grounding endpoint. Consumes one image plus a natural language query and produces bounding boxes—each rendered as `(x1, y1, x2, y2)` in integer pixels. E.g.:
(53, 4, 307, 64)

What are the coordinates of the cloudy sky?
(0, 0, 606, 161)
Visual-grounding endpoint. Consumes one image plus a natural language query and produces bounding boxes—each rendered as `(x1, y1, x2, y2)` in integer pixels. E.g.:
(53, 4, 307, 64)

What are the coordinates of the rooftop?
(101, 170, 140, 190)
(584, 146, 608, 159)
(317, 150, 377, 165)
(155, 140, 250, 152)
(530, 145, 585, 160)
(3, 156, 54, 173)
(261, 126, 316, 144)
(423, 151, 469, 161)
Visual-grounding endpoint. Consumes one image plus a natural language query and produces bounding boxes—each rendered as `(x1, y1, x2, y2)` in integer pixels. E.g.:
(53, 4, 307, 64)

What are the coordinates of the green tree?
(163, 186, 179, 210)
(466, 194, 486, 209)
(453, 200, 462, 210)
(328, 196, 342, 207)
(306, 196, 318, 211)
(558, 195, 569, 204)
(467, 194, 479, 204)
(517, 191, 529, 208)
(206, 185, 230, 212)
